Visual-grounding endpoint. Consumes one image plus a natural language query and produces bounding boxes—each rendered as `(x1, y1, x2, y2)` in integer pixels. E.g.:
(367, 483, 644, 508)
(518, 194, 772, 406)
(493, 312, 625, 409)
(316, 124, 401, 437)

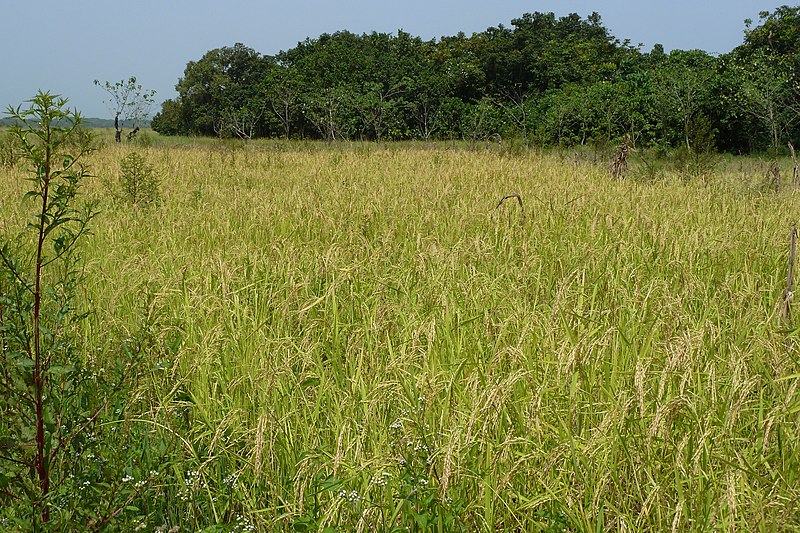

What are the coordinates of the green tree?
(651, 50, 718, 150)
(739, 52, 798, 151)
(508, 12, 622, 92)
(538, 88, 580, 146)
(729, 7, 800, 151)
(150, 98, 184, 136)
(351, 81, 406, 141)
(740, 6, 800, 59)
(172, 43, 271, 136)
(491, 83, 535, 142)
(94, 77, 156, 142)
(264, 64, 303, 139)
(301, 86, 350, 141)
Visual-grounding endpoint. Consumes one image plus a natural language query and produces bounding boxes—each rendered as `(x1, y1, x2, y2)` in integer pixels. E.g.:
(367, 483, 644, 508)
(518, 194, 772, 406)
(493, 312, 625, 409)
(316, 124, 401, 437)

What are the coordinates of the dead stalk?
(776, 224, 797, 326)
(611, 138, 631, 180)
(492, 192, 525, 223)
(766, 161, 781, 192)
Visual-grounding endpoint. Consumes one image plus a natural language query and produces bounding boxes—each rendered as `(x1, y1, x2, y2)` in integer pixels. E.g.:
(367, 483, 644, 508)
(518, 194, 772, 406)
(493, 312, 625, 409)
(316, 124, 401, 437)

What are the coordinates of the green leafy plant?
(131, 130, 154, 148)
(384, 399, 465, 533)
(118, 151, 161, 206)
(0, 129, 21, 167)
(0, 92, 169, 530)
(0, 92, 97, 527)
(672, 112, 718, 180)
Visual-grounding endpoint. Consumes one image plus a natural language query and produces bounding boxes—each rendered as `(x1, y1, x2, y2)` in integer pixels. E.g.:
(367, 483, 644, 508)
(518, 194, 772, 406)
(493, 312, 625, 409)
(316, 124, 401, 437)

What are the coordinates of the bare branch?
(492, 192, 526, 223)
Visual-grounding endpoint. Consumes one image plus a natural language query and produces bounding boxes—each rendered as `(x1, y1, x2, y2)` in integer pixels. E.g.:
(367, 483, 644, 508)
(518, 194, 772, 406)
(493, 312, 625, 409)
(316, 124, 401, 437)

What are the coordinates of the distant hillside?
(0, 117, 150, 128)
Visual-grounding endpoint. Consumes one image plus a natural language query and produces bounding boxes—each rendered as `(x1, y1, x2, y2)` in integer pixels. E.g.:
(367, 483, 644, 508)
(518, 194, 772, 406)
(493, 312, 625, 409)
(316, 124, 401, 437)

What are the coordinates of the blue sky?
(0, 1, 784, 118)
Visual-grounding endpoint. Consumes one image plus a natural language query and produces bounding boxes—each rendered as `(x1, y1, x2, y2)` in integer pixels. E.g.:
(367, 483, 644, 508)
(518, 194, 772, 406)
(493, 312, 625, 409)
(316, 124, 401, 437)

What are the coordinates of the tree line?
(151, 7, 800, 154)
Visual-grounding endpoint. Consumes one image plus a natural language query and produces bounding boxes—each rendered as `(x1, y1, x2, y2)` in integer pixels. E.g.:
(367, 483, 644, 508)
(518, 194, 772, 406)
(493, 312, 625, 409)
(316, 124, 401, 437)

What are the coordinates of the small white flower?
(372, 471, 392, 486)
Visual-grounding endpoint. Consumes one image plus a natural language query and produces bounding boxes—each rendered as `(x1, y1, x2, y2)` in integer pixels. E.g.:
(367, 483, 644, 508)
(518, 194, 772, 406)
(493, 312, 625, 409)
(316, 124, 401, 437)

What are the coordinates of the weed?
(0, 93, 175, 531)
(118, 151, 161, 206)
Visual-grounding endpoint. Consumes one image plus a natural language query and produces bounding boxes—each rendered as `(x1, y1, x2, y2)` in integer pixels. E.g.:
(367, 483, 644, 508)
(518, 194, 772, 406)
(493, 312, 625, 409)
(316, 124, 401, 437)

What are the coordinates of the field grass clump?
(116, 151, 161, 206)
(2, 139, 800, 531)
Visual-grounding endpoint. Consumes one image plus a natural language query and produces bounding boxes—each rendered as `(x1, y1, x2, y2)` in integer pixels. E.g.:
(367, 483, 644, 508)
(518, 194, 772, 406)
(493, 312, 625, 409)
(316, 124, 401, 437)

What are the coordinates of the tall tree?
(738, 51, 798, 150)
(264, 63, 303, 139)
(173, 43, 271, 136)
(651, 50, 717, 150)
(151, 98, 185, 136)
(94, 77, 156, 142)
(730, 6, 800, 150)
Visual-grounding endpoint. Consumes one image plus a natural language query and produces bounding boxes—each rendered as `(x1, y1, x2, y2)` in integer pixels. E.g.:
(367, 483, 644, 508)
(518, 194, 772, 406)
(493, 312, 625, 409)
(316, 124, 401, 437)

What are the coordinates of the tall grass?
(3, 140, 799, 530)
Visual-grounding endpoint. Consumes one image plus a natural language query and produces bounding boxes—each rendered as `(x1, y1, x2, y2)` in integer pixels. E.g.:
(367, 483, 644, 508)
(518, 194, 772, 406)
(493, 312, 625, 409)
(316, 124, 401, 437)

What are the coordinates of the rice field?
(3, 137, 800, 531)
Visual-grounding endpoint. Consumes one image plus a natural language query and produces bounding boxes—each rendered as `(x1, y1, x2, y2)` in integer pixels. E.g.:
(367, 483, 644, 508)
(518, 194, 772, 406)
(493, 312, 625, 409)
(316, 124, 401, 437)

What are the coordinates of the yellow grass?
(3, 138, 800, 530)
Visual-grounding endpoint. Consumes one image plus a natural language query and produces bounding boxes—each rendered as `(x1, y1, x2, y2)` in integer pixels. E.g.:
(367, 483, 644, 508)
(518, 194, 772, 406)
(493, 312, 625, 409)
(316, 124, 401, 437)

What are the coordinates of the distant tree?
(740, 6, 800, 59)
(738, 52, 798, 151)
(407, 66, 450, 141)
(301, 86, 350, 141)
(434, 36, 486, 102)
(264, 64, 303, 139)
(151, 98, 184, 136)
(174, 43, 271, 136)
(587, 81, 628, 143)
(94, 76, 156, 142)
(464, 97, 504, 143)
(651, 50, 717, 150)
(491, 83, 534, 142)
(730, 7, 800, 151)
(436, 96, 471, 140)
(216, 104, 266, 140)
(150, 9, 800, 151)
(509, 11, 621, 92)
(538, 88, 579, 145)
(352, 81, 405, 141)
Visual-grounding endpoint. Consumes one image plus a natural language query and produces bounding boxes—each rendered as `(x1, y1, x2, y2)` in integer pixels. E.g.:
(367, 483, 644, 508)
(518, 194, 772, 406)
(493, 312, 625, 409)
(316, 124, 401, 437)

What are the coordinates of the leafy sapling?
(0, 92, 98, 525)
(0, 92, 150, 529)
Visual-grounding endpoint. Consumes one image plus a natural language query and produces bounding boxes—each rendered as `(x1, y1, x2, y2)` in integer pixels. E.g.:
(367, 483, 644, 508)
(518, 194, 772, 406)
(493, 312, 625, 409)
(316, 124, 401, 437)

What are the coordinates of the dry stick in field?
(776, 224, 797, 326)
(789, 142, 799, 188)
(492, 192, 525, 223)
(766, 160, 782, 192)
(610, 138, 630, 180)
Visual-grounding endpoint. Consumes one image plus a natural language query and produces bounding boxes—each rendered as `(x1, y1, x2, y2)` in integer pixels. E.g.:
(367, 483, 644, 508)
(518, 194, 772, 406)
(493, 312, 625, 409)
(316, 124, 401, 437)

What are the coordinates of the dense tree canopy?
(152, 7, 800, 153)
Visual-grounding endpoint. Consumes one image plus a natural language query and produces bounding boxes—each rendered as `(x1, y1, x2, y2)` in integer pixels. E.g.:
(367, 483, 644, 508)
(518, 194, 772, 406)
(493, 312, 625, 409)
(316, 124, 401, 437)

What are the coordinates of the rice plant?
(2, 137, 799, 530)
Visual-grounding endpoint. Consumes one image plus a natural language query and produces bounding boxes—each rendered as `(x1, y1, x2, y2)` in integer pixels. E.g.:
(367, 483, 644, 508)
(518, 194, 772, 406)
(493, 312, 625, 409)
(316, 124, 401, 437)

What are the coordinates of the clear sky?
(0, 1, 785, 118)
